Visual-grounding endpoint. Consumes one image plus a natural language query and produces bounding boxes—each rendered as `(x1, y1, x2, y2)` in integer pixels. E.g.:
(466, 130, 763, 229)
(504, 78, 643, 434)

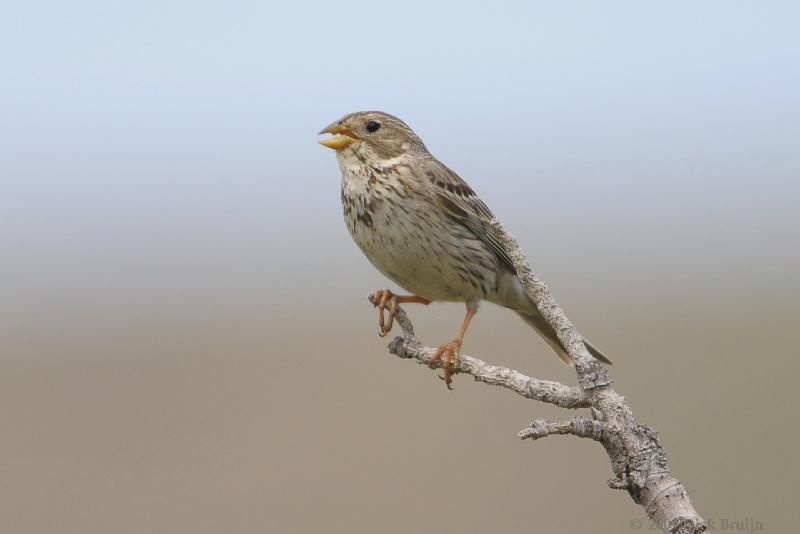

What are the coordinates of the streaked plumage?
(319, 111, 610, 385)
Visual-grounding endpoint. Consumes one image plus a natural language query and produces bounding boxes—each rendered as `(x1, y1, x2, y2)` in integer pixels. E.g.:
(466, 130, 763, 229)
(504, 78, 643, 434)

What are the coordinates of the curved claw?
(370, 289, 430, 338)
(437, 373, 454, 390)
(430, 339, 462, 389)
(377, 289, 397, 337)
(372, 289, 397, 337)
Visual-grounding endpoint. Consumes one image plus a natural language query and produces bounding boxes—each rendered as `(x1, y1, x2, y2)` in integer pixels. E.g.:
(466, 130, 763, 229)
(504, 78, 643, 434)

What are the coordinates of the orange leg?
(430, 306, 477, 389)
(369, 289, 431, 337)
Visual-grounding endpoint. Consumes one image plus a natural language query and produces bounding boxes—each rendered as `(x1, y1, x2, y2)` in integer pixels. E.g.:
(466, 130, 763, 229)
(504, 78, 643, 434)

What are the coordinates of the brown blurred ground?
(1, 194, 796, 533)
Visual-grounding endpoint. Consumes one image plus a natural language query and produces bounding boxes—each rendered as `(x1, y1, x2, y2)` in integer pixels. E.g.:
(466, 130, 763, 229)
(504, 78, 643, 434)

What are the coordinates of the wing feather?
(421, 158, 517, 273)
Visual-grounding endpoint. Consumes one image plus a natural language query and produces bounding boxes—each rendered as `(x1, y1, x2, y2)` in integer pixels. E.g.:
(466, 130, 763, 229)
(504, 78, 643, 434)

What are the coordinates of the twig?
(386, 306, 589, 409)
(376, 221, 706, 534)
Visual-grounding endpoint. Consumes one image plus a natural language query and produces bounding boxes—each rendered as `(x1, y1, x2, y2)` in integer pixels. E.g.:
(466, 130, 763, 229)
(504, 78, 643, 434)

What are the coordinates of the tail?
(517, 311, 612, 366)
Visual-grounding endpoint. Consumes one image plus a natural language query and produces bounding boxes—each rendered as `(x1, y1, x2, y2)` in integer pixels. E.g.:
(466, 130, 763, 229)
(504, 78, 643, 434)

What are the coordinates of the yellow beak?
(318, 122, 359, 150)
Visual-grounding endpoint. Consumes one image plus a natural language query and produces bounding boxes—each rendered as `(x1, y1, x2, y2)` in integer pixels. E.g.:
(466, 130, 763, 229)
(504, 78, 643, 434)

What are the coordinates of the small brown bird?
(319, 111, 611, 387)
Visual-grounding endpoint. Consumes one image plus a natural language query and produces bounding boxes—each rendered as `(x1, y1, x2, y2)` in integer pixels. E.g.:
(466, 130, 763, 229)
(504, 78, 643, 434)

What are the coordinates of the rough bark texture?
(379, 220, 706, 534)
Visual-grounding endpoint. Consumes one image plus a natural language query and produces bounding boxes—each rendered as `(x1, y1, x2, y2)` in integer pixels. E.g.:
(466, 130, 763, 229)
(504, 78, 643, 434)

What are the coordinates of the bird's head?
(318, 111, 427, 162)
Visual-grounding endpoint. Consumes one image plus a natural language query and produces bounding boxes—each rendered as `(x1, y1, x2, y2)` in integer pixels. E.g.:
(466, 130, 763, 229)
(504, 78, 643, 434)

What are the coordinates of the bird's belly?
(344, 195, 498, 302)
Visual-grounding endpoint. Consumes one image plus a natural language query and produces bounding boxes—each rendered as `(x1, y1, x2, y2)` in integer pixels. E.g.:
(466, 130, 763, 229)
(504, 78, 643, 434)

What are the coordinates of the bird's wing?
(421, 157, 517, 273)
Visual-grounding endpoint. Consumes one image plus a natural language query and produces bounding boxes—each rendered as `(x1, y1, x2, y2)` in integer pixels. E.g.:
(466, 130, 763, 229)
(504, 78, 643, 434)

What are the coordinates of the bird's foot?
(368, 289, 430, 337)
(369, 289, 399, 337)
(430, 339, 462, 390)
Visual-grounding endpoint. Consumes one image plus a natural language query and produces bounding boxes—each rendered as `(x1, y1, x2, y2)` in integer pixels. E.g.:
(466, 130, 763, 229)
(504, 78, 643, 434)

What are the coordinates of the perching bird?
(319, 111, 611, 387)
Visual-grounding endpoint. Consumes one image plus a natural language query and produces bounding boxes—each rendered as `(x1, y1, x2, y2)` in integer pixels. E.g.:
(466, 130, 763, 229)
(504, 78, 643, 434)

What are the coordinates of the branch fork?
(373, 220, 706, 534)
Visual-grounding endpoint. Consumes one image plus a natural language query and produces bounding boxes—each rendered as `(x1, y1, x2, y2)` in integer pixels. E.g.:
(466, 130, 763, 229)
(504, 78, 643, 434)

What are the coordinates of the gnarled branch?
(517, 416, 609, 442)
(386, 306, 589, 409)
(375, 220, 706, 534)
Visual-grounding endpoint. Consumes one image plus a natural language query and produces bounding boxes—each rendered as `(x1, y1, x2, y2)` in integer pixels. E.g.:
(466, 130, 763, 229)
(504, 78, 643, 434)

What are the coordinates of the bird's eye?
(366, 121, 381, 133)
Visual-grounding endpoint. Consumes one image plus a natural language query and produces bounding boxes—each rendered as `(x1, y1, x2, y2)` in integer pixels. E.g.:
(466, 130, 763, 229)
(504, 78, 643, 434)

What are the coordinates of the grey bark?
(378, 220, 706, 534)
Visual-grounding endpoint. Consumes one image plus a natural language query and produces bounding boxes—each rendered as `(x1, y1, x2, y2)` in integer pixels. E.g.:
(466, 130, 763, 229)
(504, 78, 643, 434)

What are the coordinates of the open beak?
(318, 122, 360, 150)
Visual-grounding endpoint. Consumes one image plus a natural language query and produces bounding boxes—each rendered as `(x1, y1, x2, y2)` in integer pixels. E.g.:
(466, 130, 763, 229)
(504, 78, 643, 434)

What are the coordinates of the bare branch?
(386, 305, 588, 408)
(371, 222, 707, 534)
(517, 416, 608, 442)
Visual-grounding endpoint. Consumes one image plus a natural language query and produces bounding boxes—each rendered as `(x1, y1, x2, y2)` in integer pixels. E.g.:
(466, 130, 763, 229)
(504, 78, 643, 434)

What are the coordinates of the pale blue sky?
(4, 1, 798, 181)
(2, 1, 798, 320)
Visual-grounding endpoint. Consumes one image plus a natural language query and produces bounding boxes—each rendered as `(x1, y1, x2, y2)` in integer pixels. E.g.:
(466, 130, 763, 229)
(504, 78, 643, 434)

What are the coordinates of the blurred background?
(1, 1, 798, 532)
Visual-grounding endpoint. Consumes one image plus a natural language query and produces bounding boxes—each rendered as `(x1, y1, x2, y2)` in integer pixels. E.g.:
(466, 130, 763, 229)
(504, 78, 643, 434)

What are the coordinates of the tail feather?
(583, 337, 613, 365)
(517, 311, 612, 366)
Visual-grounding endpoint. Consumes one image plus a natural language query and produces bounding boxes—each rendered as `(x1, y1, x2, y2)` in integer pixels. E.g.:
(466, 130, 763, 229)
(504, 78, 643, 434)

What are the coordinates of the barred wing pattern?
(421, 158, 517, 273)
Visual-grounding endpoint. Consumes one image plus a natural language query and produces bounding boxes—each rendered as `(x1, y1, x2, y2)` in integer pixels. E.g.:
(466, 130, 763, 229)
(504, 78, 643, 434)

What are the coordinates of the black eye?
(366, 121, 381, 133)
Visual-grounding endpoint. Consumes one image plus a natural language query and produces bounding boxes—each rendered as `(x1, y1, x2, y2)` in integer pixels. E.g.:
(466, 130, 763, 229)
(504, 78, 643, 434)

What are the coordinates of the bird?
(318, 111, 611, 388)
